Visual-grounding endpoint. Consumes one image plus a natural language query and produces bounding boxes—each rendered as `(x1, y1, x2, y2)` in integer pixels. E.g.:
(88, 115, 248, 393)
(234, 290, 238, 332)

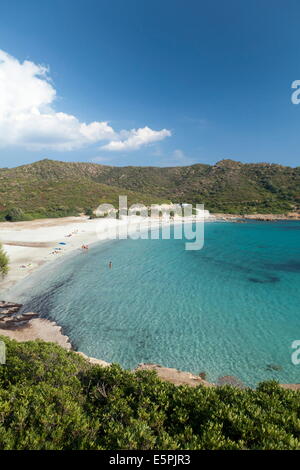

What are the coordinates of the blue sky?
(1, 0, 300, 168)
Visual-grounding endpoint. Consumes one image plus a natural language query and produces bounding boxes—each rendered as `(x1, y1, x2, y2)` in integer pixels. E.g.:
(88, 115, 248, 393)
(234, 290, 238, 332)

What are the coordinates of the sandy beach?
(0, 215, 141, 291)
(1, 211, 297, 294)
(0, 213, 214, 291)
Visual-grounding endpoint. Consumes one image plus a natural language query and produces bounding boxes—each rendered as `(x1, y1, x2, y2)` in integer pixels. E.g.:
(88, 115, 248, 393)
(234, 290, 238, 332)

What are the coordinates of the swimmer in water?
(108, 261, 112, 269)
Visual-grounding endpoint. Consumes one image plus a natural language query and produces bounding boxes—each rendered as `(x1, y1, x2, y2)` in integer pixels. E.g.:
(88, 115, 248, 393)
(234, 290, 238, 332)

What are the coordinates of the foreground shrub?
(0, 337, 299, 450)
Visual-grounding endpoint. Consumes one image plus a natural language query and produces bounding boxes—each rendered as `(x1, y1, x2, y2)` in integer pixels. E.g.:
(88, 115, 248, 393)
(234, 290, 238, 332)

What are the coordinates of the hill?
(0, 158, 299, 220)
(0, 160, 170, 220)
(0, 336, 299, 450)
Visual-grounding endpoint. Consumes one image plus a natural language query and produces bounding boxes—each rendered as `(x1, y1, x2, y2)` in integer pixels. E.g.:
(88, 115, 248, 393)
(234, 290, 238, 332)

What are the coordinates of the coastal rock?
(212, 213, 300, 221)
(136, 363, 214, 388)
(0, 307, 21, 315)
(76, 351, 110, 367)
(0, 317, 72, 350)
(217, 375, 246, 389)
(0, 301, 22, 309)
(0, 302, 23, 317)
(241, 213, 300, 221)
(280, 383, 300, 391)
(0, 312, 39, 329)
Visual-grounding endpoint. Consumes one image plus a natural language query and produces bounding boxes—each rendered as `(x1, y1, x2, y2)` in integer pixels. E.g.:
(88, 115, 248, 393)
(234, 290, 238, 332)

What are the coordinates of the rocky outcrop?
(0, 312, 38, 329)
(0, 301, 22, 313)
(280, 384, 300, 391)
(0, 317, 72, 350)
(136, 363, 214, 387)
(0, 302, 40, 329)
(213, 213, 300, 221)
(76, 351, 110, 367)
(217, 375, 246, 389)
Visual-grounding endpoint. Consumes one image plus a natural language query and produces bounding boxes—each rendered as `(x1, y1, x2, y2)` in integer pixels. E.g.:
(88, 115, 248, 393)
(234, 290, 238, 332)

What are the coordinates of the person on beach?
(108, 261, 112, 269)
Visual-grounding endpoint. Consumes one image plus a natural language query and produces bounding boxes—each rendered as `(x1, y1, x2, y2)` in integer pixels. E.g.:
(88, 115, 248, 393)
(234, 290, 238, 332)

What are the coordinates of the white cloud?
(101, 126, 171, 151)
(0, 50, 171, 152)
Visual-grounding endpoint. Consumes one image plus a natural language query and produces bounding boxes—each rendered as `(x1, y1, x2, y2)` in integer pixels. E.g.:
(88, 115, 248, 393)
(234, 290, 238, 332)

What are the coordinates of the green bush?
(4, 207, 27, 222)
(0, 243, 8, 277)
(0, 337, 299, 450)
(84, 207, 94, 217)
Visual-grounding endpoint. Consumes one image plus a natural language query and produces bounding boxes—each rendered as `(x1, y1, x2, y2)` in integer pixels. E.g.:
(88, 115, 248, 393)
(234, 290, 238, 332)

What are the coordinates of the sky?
(1, 0, 300, 168)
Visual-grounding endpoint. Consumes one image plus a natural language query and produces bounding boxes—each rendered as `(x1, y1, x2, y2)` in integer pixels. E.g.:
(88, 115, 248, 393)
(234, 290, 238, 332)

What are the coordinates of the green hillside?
(0, 160, 170, 220)
(0, 336, 299, 450)
(1, 158, 299, 220)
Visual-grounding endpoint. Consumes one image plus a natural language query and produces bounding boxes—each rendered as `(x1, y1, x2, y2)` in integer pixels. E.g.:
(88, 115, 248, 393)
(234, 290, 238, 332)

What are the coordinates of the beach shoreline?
(0, 213, 212, 348)
(1, 214, 299, 391)
(2, 211, 297, 293)
(0, 214, 214, 291)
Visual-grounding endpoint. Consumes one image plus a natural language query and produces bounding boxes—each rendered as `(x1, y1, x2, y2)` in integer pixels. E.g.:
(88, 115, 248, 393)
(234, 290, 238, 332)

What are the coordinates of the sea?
(5, 220, 300, 387)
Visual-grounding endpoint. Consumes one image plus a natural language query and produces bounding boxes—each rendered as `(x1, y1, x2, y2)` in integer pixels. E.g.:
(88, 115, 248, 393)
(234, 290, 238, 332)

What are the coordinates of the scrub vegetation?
(0, 337, 299, 450)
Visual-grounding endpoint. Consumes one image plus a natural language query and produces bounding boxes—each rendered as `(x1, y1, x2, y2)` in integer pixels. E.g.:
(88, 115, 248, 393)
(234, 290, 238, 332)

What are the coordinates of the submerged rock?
(266, 364, 282, 372)
(248, 276, 280, 284)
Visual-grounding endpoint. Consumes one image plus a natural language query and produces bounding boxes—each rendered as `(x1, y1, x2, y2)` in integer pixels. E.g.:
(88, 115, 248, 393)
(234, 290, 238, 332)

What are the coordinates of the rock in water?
(266, 364, 282, 372)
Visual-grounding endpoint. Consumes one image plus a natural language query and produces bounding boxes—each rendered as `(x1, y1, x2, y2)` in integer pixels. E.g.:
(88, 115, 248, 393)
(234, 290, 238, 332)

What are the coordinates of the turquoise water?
(4, 221, 300, 387)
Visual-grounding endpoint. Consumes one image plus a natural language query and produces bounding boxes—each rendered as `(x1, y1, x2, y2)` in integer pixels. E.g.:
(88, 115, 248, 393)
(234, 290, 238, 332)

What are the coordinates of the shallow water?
(4, 221, 300, 387)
